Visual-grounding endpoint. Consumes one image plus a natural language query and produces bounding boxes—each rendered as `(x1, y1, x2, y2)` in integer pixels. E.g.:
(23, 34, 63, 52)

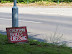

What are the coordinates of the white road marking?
(0, 18, 42, 24)
(0, 18, 11, 20)
(19, 20, 42, 23)
(0, 17, 72, 25)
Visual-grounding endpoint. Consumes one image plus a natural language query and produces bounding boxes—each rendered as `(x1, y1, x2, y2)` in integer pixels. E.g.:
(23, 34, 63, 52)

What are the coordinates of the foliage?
(0, 34, 72, 54)
(0, 0, 72, 3)
(1, 1, 10, 3)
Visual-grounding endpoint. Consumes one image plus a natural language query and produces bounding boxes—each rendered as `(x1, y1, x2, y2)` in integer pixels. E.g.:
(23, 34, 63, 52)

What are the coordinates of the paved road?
(0, 7, 72, 47)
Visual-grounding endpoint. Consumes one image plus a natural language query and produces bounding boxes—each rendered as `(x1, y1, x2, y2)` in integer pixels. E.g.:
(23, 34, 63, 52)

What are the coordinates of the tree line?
(0, 0, 72, 3)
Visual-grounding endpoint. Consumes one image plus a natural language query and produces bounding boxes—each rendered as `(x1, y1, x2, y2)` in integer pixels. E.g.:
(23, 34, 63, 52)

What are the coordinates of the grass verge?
(0, 34, 72, 54)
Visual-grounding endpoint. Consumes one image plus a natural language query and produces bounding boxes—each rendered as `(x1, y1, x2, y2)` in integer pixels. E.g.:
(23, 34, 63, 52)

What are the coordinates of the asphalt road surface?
(0, 7, 72, 47)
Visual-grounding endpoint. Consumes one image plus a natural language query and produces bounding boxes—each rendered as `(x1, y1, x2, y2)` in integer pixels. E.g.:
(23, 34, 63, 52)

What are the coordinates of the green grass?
(0, 34, 72, 54)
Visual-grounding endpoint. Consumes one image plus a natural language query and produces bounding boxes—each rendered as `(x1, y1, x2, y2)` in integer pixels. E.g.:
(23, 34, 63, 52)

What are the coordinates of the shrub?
(0, 0, 72, 3)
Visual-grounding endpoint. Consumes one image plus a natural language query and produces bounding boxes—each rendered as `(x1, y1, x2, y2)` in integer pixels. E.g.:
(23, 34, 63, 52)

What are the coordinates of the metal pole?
(27, 0, 29, 4)
(12, 0, 18, 27)
(57, 0, 59, 4)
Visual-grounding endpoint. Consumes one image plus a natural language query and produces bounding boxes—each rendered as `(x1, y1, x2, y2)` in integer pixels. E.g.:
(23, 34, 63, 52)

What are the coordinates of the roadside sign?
(6, 26, 28, 43)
